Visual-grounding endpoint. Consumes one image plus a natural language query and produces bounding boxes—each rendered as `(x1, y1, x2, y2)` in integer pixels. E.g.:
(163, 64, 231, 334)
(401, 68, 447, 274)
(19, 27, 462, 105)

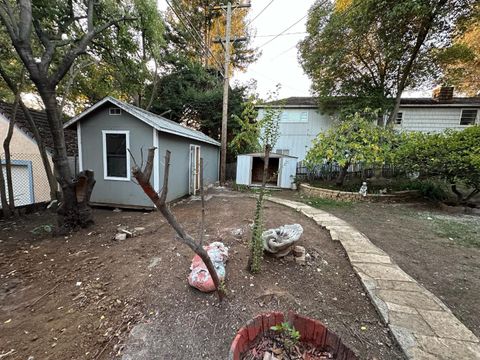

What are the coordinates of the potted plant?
(229, 311, 357, 360)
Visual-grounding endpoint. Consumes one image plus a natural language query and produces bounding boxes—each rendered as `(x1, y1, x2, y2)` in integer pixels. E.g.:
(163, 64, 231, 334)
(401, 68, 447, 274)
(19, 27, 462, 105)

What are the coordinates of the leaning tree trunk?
(0, 155, 11, 218)
(132, 148, 225, 302)
(39, 87, 95, 230)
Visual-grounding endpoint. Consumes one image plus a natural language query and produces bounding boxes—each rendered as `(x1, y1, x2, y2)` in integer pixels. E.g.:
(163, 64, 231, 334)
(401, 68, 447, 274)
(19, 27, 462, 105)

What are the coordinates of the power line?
(254, 31, 307, 38)
(165, 0, 225, 76)
(257, 14, 307, 49)
(246, 0, 275, 26)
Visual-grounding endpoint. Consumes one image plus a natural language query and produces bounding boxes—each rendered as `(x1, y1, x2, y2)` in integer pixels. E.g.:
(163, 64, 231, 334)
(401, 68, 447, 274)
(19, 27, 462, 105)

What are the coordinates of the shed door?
(236, 155, 252, 186)
(189, 145, 201, 195)
(278, 157, 297, 189)
(1, 161, 34, 208)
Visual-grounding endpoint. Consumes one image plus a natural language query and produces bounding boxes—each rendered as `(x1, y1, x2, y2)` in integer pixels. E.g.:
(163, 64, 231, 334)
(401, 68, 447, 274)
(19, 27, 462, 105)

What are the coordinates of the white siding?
(278, 157, 297, 189)
(258, 108, 336, 161)
(236, 155, 252, 186)
(397, 107, 480, 132)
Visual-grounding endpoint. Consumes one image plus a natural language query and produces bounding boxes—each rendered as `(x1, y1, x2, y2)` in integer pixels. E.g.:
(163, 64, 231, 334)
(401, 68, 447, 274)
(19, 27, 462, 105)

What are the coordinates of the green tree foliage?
(299, 0, 477, 121)
(229, 97, 260, 157)
(394, 126, 480, 203)
(147, 58, 252, 148)
(305, 110, 396, 185)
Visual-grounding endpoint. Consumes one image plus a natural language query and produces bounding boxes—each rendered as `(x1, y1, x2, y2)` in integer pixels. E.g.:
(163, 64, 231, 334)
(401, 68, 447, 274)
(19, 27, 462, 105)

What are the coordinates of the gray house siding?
(258, 108, 335, 161)
(157, 132, 219, 201)
(79, 106, 155, 207)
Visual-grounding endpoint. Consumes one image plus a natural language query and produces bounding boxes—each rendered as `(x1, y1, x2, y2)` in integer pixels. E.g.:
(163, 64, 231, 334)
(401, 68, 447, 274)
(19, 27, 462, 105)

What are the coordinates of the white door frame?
(189, 144, 201, 195)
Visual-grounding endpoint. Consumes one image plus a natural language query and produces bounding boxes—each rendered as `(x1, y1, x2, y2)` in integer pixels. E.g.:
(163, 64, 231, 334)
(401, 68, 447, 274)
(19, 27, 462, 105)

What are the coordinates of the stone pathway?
(267, 196, 480, 360)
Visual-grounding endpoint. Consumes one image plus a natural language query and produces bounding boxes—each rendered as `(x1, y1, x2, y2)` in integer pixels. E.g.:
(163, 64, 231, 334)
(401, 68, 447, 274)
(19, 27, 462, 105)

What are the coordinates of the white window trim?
(102, 130, 130, 181)
(459, 108, 478, 126)
(77, 122, 83, 172)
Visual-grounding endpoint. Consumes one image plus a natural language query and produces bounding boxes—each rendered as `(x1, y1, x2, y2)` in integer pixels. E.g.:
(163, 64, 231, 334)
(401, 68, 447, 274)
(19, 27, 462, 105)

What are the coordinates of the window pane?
(106, 133, 127, 178)
(396, 112, 403, 124)
(460, 109, 477, 125)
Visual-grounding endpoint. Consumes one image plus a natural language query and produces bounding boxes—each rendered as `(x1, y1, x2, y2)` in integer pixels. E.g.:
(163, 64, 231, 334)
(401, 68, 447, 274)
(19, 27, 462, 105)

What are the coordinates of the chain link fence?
(0, 152, 54, 209)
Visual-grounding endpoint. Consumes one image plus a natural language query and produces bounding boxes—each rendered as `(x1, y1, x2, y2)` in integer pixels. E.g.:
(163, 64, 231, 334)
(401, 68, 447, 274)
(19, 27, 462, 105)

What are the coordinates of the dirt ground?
(0, 195, 403, 360)
(278, 190, 480, 339)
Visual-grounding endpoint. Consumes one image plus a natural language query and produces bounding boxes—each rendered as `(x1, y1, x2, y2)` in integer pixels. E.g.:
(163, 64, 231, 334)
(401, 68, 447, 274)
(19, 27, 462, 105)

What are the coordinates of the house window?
(109, 107, 122, 115)
(396, 112, 403, 125)
(102, 130, 130, 180)
(278, 110, 308, 123)
(460, 109, 478, 125)
(275, 149, 290, 155)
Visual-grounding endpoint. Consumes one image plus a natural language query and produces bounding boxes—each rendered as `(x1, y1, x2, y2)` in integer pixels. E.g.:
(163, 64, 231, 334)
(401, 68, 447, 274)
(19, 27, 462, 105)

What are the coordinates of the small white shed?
(236, 152, 297, 189)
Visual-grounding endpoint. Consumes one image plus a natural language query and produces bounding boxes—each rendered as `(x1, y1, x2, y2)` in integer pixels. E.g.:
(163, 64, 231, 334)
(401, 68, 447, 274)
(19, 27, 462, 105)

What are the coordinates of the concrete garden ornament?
(262, 224, 304, 258)
(188, 242, 228, 292)
(359, 182, 368, 197)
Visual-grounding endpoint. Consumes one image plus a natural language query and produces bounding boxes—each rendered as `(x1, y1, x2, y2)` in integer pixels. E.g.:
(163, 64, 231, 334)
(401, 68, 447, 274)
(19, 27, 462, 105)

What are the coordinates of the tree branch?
(131, 149, 224, 301)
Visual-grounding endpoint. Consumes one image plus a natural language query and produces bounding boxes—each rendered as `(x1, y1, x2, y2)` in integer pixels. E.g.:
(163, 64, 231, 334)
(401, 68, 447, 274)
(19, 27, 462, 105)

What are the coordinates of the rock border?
(266, 196, 480, 360)
(299, 183, 420, 202)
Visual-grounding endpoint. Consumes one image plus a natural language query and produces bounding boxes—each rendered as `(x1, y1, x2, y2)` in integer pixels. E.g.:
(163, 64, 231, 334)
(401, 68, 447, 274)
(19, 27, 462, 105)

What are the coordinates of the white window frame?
(459, 109, 478, 126)
(109, 107, 122, 115)
(102, 130, 130, 181)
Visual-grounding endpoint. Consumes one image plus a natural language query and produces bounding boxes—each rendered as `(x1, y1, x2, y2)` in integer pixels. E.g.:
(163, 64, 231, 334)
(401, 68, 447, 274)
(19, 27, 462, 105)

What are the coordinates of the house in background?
(256, 87, 480, 161)
(0, 102, 76, 208)
(64, 97, 220, 208)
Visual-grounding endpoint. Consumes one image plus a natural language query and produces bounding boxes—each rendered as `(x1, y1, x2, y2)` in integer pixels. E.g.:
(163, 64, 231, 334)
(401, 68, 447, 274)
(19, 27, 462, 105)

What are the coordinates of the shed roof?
(64, 97, 220, 146)
(0, 101, 77, 156)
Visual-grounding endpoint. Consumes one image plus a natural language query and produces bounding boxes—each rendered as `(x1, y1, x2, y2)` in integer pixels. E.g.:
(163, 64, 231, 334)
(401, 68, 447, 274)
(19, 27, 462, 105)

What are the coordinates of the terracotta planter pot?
(229, 311, 357, 360)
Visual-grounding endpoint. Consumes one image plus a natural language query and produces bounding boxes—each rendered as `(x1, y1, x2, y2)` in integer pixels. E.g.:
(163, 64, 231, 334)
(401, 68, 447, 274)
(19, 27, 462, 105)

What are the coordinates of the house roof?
(64, 97, 221, 146)
(258, 96, 480, 108)
(0, 101, 77, 156)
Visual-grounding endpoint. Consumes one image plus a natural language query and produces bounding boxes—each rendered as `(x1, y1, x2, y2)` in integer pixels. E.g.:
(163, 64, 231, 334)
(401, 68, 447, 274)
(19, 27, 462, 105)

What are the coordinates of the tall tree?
(299, 0, 477, 122)
(165, 0, 257, 73)
(438, 5, 480, 96)
(0, 0, 139, 229)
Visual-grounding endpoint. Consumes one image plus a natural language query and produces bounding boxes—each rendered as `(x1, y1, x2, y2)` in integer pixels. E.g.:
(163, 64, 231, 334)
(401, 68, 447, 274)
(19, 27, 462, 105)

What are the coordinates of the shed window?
(396, 112, 403, 125)
(109, 107, 122, 115)
(275, 149, 290, 155)
(278, 111, 308, 123)
(460, 109, 477, 125)
(102, 131, 130, 180)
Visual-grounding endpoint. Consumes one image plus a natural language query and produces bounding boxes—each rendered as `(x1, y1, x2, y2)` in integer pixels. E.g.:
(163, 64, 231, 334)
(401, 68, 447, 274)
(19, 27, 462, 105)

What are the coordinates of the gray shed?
(64, 97, 220, 208)
(236, 153, 297, 189)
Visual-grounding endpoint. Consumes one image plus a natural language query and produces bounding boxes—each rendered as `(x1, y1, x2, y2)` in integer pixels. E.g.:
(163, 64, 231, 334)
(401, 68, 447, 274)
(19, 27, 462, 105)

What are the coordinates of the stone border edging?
(299, 183, 420, 202)
(266, 196, 480, 360)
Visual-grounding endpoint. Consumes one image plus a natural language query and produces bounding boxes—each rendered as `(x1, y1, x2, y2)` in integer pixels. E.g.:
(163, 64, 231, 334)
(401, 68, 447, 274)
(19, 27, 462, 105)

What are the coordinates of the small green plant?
(249, 193, 264, 273)
(30, 224, 54, 235)
(270, 322, 301, 350)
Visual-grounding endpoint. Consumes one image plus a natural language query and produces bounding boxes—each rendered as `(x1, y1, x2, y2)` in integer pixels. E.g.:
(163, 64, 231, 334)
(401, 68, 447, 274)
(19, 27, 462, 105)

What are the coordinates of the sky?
(158, 0, 431, 100)
(158, 0, 315, 99)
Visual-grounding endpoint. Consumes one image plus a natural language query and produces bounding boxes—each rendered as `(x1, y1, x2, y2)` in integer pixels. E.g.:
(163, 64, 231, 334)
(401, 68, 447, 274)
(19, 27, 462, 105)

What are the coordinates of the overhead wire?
(245, 0, 276, 26)
(165, 0, 225, 77)
(257, 14, 307, 49)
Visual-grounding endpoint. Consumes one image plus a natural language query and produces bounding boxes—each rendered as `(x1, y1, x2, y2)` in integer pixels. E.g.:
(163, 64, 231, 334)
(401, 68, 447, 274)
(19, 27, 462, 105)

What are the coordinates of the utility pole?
(214, 1, 250, 185)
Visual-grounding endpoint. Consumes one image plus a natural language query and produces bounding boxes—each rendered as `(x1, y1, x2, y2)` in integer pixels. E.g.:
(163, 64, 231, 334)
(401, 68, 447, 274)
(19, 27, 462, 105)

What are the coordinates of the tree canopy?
(299, 0, 477, 121)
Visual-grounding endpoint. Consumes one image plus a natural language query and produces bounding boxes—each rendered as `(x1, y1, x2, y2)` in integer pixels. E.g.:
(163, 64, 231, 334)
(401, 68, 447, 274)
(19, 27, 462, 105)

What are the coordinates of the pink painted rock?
(188, 242, 228, 292)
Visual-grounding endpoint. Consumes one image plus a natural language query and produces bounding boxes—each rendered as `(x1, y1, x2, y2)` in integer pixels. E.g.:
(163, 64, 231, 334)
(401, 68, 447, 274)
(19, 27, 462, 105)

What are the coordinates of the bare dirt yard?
(278, 190, 480, 339)
(0, 195, 403, 360)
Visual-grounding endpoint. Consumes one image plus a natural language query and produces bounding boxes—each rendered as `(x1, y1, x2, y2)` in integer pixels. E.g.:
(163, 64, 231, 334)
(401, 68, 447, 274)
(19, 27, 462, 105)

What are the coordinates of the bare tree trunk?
(132, 148, 224, 301)
(0, 155, 11, 217)
(0, 65, 58, 201)
(3, 92, 21, 213)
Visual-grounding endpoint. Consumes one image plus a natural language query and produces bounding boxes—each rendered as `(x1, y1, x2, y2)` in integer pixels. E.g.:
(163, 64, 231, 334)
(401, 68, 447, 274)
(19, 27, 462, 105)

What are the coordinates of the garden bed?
(0, 196, 403, 359)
